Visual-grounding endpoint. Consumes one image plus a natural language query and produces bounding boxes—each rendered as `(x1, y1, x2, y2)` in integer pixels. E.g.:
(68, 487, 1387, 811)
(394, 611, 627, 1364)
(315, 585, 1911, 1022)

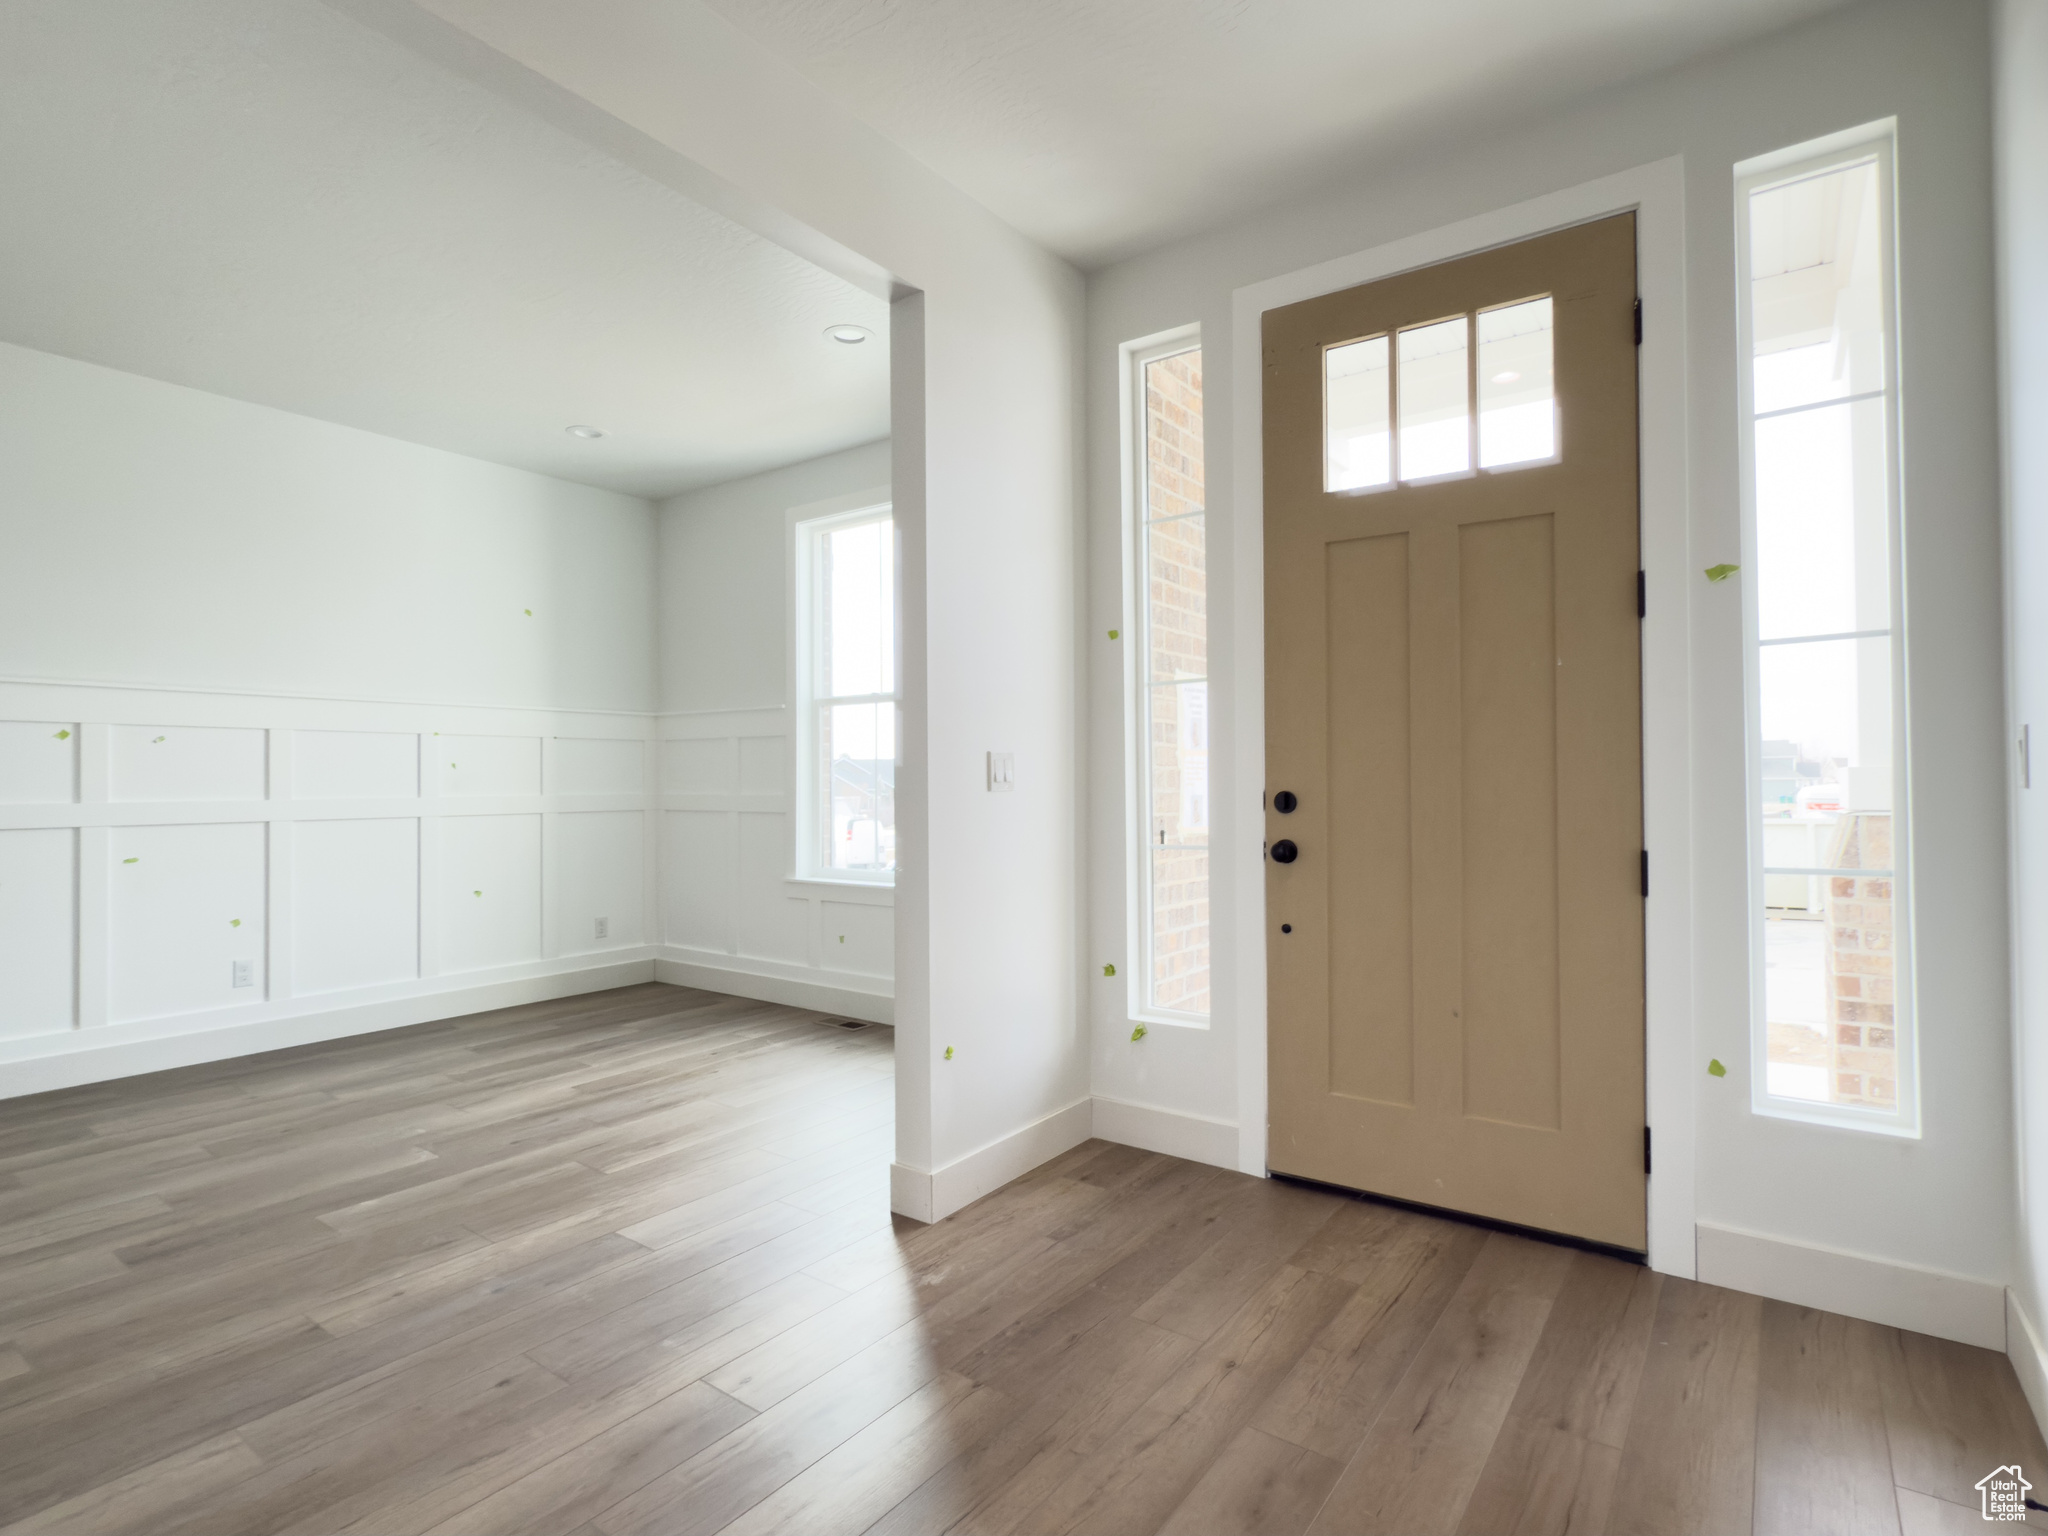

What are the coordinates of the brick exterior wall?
(1144, 350, 1209, 1015)
(1824, 812, 1896, 1107)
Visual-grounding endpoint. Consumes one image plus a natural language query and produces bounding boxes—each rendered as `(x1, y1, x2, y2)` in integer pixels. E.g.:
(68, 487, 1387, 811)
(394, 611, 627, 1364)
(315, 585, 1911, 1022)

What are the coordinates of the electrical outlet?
(594, 916, 609, 940)
(231, 960, 253, 989)
(987, 751, 1015, 792)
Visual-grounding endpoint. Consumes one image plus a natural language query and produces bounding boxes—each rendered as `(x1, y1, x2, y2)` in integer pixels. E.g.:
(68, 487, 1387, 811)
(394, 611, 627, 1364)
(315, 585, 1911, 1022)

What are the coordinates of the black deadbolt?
(1281, 923, 1293, 934)
(1273, 790, 1298, 814)
(1271, 839, 1299, 864)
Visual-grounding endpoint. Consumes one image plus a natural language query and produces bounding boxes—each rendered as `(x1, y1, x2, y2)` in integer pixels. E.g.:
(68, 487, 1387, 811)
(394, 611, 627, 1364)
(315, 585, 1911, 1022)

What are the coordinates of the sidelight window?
(1127, 332, 1209, 1021)
(1737, 126, 1914, 1132)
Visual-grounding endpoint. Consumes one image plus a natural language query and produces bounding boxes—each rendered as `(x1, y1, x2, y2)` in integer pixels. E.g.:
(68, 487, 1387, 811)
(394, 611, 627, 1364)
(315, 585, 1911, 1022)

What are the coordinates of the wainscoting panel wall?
(655, 707, 893, 1022)
(0, 685, 897, 1093)
(0, 680, 662, 1095)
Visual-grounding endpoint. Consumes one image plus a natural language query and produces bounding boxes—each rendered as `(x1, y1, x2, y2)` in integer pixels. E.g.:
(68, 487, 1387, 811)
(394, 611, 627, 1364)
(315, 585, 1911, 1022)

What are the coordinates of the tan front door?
(1263, 215, 1645, 1252)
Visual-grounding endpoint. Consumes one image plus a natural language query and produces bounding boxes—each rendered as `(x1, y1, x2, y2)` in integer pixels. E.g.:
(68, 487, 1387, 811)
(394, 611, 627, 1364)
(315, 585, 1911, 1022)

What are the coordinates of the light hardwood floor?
(0, 982, 2040, 1535)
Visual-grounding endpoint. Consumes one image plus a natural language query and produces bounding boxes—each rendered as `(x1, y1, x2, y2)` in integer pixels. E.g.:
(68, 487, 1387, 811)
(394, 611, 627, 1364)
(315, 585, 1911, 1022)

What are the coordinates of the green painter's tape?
(53, 729, 70, 740)
(1708, 1058, 1728, 1077)
(1704, 564, 1740, 584)
(943, 1046, 954, 1061)
(1130, 1025, 1147, 1043)
(1103, 963, 1116, 977)
(122, 857, 138, 864)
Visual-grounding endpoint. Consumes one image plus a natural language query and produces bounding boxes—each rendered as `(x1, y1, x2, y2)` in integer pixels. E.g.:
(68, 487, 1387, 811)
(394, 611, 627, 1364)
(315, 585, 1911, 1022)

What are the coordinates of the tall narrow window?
(1131, 336, 1208, 1020)
(796, 505, 896, 882)
(1738, 128, 1912, 1130)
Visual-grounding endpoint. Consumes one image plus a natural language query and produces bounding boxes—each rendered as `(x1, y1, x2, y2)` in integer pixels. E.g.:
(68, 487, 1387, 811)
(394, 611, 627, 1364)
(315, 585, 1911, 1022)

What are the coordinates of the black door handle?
(1270, 839, 1299, 864)
(1273, 790, 1298, 814)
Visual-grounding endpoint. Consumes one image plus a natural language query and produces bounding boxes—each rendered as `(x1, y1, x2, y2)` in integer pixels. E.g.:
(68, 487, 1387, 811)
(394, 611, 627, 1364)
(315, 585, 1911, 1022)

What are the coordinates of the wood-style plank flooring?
(0, 982, 2041, 1535)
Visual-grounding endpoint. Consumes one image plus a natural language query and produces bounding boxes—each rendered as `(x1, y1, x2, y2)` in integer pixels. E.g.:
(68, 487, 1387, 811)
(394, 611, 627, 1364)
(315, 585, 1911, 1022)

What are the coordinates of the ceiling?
(0, 0, 889, 499)
(702, 0, 1855, 267)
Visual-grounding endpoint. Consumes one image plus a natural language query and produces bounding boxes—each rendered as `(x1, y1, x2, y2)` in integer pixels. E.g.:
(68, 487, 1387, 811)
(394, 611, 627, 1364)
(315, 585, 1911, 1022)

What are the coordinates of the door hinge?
(1637, 569, 1646, 618)
(1633, 298, 1642, 345)
(1640, 850, 1650, 898)
(1644, 1126, 1652, 1176)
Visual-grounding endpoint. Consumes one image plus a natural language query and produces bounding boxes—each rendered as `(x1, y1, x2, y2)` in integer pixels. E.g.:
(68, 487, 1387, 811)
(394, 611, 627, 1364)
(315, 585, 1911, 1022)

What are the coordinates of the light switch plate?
(987, 751, 1014, 792)
(231, 960, 253, 989)
(594, 916, 609, 940)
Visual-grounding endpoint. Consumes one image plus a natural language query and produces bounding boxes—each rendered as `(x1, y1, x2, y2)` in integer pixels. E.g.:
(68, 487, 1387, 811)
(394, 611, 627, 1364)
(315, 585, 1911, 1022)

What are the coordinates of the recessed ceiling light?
(825, 324, 871, 345)
(566, 424, 605, 439)
(1491, 371, 1520, 384)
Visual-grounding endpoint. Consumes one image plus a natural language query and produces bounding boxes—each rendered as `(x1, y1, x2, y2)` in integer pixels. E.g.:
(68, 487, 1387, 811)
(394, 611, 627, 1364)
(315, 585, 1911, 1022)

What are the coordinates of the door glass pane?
(1325, 335, 1391, 491)
(821, 517, 893, 698)
(1750, 159, 1886, 414)
(1397, 317, 1470, 480)
(821, 701, 895, 872)
(1477, 297, 1555, 469)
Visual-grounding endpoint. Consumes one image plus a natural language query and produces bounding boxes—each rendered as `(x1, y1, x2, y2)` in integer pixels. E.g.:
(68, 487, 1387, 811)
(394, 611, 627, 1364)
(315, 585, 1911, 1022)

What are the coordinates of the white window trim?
(787, 487, 897, 887)
(1121, 325, 1209, 1028)
(1734, 120, 1919, 1137)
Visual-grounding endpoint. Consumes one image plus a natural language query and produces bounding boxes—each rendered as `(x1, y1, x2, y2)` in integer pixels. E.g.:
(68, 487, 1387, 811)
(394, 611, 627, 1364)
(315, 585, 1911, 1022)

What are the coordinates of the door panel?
(1325, 532, 1413, 1106)
(1264, 213, 1645, 1251)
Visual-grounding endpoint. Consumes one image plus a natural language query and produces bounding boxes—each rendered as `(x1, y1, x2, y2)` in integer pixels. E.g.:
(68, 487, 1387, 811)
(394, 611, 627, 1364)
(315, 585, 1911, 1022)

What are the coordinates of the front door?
(1263, 214, 1646, 1251)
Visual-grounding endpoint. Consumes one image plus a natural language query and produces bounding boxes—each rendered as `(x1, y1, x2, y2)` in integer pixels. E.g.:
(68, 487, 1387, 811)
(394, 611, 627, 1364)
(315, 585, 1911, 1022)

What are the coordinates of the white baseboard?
(2, 957, 658, 1100)
(1092, 1094, 1238, 1170)
(1696, 1220, 2005, 1349)
(893, 1097, 1093, 1224)
(2009, 1289, 2048, 1444)
(654, 950, 892, 1024)
(889, 1161, 934, 1225)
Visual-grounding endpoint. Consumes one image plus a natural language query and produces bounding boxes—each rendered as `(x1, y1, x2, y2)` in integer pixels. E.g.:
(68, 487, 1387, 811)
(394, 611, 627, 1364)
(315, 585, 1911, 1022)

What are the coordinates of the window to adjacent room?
(794, 503, 897, 883)
(1737, 124, 1915, 1132)
(1126, 331, 1209, 1022)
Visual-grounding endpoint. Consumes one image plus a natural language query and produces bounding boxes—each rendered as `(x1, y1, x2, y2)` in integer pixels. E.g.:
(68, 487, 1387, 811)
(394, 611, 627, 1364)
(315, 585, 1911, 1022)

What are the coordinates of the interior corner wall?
(1084, 0, 2012, 1318)
(652, 437, 897, 1020)
(0, 340, 662, 1095)
(1997, 0, 2048, 1421)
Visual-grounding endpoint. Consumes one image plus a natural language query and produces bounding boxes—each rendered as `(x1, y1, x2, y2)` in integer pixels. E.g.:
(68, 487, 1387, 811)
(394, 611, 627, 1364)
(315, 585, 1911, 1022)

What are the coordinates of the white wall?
(653, 439, 896, 1021)
(0, 341, 661, 1094)
(658, 438, 889, 714)
(1997, 0, 2048, 1422)
(391, 0, 1089, 1221)
(1086, 0, 2011, 1333)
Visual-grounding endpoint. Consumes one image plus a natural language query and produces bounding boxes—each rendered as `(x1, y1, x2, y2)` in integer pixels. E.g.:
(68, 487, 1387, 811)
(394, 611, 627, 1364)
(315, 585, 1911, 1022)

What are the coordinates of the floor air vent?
(820, 1017, 872, 1031)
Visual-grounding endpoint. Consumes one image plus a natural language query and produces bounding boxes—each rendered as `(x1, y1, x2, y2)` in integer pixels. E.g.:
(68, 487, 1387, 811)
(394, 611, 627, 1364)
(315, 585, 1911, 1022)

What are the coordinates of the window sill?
(1129, 1010, 1210, 1032)
(785, 875, 895, 895)
(1750, 1093, 1920, 1139)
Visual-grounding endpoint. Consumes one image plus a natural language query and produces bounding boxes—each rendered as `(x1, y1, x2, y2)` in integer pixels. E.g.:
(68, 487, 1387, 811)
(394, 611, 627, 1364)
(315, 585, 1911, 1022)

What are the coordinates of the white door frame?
(1228, 156, 1696, 1276)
